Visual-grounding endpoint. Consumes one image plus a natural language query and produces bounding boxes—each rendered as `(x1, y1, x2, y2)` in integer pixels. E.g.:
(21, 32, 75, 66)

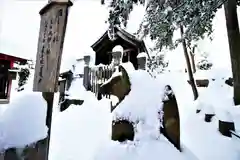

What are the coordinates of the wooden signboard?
(33, 1, 72, 92)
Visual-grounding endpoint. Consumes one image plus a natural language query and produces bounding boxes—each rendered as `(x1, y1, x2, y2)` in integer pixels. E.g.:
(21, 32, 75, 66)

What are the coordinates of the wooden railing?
(88, 65, 115, 98)
(82, 51, 148, 99)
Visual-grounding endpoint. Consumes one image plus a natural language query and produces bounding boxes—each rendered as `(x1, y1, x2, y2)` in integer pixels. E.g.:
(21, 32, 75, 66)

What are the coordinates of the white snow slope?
(48, 63, 239, 160)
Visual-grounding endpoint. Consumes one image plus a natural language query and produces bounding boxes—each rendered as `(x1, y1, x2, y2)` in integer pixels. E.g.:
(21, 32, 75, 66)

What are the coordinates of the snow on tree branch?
(102, 0, 227, 51)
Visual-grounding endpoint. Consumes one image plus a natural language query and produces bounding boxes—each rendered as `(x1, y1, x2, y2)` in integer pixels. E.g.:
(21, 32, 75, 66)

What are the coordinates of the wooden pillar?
(7, 61, 14, 101)
(83, 55, 91, 90)
(58, 79, 66, 103)
(137, 53, 147, 70)
(32, 0, 73, 159)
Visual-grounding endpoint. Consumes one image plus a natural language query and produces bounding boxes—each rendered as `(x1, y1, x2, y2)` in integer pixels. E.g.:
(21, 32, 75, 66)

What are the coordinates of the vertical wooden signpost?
(33, 0, 72, 159)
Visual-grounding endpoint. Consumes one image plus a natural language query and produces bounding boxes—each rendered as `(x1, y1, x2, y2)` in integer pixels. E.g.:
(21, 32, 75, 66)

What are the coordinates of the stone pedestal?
(219, 120, 235, 137)
(111, 51, 122, 67)
(137, 56, 147, 70)
(196, 109, 201, 113)
(204, 114, 215, 122)
(112, 120, 134, 142)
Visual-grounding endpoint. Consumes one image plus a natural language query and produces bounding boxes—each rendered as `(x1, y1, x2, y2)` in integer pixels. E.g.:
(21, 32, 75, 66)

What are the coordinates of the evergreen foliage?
(102, 0, 228, 51)
(147, 53, 168, 77)
(196, 52, 213, 70)
(17, 68, 30, 92)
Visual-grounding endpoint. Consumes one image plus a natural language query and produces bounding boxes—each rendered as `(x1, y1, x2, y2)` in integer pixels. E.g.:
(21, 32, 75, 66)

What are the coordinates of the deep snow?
(0, 1, 240, 159)
(48, 63, 239, 160)
(0, 61, 239, 160)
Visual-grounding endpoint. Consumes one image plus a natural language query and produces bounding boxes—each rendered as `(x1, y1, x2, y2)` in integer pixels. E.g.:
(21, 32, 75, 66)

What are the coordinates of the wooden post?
(42, 92, 54, 159)
(137, 54, 147, 70)
(83, 55, 91, 90)
(58, 79, 66, 103)
(32, 0, 73, 160)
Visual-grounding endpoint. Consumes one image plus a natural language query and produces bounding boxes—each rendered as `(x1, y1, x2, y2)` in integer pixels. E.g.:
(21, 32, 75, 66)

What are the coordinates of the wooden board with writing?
(33, 2, 71, 92)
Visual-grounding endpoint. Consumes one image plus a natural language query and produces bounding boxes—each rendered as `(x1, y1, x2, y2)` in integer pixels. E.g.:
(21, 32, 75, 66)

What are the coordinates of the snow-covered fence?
(89, 65, 115, 98)
(83, 51, 122, 98)
(83, 51, 147, 99)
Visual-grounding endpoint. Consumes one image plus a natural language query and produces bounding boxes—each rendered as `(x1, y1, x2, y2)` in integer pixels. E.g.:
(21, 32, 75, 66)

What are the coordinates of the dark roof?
(0, 53, 28, 64)
(91, 26, 149, 57)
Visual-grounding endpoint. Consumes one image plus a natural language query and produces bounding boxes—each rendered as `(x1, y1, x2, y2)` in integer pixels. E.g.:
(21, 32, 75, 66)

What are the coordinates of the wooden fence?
(82, 51, 148, 99)
(88, 65, 115, 98)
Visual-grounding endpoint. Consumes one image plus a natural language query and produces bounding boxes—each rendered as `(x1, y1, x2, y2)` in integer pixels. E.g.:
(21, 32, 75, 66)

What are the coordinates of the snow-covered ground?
(0, 1, 240, 160)
(0, 61, 239, 159)
(48, 63, 239, 160)
(0, 71, 47, 151)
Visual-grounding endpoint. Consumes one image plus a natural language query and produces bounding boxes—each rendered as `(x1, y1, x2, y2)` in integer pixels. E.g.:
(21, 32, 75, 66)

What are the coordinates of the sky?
(0, 0, 235, 72)
(0, 0, 145, 71)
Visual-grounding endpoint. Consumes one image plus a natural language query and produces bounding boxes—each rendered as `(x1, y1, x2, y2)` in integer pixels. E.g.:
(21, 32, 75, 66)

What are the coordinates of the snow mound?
(73, 60, 84, 75)
(94, 138, 192, 160)
(0, 92, 48, 150)
(195, 68, 232, 80)
(49, 91, 111, 160)
(112, 45, 124, 53)
(66, 78, 86, 99)
(111, 63, 166, 141)
(137, 52, 147, 58)
(113, 67, 164, 122)
(121, 62, 136, 73)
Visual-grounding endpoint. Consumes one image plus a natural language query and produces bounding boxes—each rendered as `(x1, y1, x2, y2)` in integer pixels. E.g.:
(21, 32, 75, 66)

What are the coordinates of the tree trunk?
(180, 25, 199, 100)
(224, 0, 240, 105)
(189, 48, 196, 73)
